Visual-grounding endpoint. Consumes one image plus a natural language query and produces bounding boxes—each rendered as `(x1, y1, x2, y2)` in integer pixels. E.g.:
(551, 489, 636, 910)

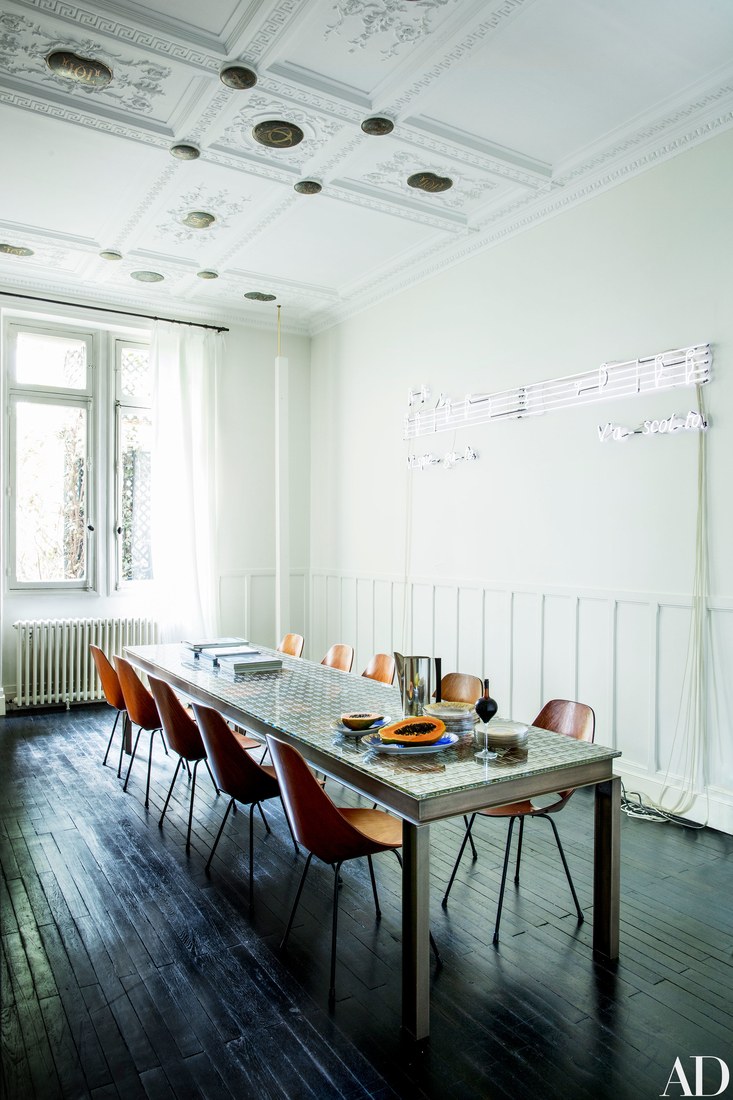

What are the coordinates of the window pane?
(120, 412, 153, 581)
(120, 346, 152, 403)
(15, 402, 87, 583)
(15, 331, 88, 389)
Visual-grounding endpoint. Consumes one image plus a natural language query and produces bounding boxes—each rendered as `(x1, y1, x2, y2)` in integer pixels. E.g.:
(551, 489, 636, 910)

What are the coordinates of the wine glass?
(474, 721, 498, 761)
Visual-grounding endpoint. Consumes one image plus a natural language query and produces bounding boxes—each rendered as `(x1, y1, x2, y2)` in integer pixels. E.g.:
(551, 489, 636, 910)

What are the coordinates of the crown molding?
(309, 103, 733, 335)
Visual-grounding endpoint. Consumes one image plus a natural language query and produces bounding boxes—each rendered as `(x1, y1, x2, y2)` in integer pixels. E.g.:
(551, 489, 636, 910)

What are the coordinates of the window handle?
(116, 526, 122, 534)
(87, 524, 95, 532)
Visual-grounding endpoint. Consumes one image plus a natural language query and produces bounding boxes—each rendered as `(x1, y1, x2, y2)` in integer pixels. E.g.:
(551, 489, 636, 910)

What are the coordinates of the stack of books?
(217, 652, 282, 678)
(182, 637, 249, 654)
(181, 638, 282, 677)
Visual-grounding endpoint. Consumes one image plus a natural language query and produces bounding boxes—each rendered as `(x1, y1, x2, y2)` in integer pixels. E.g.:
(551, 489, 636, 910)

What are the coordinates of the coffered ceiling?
(1, 0, 732, 334)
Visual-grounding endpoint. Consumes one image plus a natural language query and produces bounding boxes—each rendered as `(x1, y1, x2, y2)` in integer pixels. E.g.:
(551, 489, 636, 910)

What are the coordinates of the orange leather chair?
(361, 653, 395, 684)
(115, 656, 166, 808)
(320, 644, 354, 672)
(90, 644, 128, 776)
(277, 633, 305, 658)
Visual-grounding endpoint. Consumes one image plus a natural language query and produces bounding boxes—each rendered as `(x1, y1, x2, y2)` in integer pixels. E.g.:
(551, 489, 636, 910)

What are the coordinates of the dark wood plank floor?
(2, 705, 732, 1100)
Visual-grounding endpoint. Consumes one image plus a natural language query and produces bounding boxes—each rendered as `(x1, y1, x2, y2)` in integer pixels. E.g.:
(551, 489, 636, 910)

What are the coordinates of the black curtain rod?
(0, 291, 229, 333)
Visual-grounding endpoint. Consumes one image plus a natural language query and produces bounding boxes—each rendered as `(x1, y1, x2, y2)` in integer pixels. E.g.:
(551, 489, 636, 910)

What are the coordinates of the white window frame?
(113, 338, 154, 591)
(5, 321, 97, 592)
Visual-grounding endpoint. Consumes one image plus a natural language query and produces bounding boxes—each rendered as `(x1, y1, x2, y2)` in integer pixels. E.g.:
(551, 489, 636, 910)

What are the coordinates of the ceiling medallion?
(407, 171, 453, 193)
(182, 211, 216, 229)
(294, 180, 322, 195)
(170, 143, 200, 160)
(244, 291, 276, 302)
(131, 270, 164, 283)
(252, 121, 304, 149)
(361, 117, 394, 136)
(220, 64, 257, 90)
(99, 249, 122, 261)
(197, 270, 219, 280)
(46, 50, 112, 88)
(0, 243, 34, 257)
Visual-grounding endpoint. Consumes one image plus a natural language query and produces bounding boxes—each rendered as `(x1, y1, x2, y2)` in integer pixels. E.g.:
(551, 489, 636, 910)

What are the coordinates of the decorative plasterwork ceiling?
(0, 0, 732, 334)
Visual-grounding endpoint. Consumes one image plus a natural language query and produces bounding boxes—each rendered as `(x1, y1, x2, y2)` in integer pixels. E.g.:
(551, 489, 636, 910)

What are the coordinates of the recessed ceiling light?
(252, 121, 304, 149)
(46, 50, 112, 87)
(170, 143, 200, 160)
(244, 291, 276, 302)
(131, 270, 164, 282)
(294, 180, 322, 194)
(407, 171, 453, 193)
(220, 64, 257, 90)
(182, 211, 215, 229)
(361, 117, 394, 136)
(0, 243, 34, 257)
(99, 249, 122, 261)
(197, 270, 219, 280)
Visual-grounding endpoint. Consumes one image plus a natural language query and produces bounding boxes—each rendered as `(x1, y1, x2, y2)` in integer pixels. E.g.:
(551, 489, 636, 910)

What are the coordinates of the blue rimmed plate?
(361, 731, 459, 755)
(331, 716, 390, 737)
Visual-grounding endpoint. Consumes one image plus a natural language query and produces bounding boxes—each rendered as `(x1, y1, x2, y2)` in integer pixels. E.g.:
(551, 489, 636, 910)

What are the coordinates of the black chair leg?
(206, 797, 235, 872)
(184, 759, 191, 778)
(186, 760, 199, 852)
(493, 817, 517, 945)
(442, 814, 477, 907)
(542, 814, 584, 923)
(102, 710, 120, 767)
(367, 855, 381, 919)
(329, 861, 343, 1006)
(256, 802, 271, 834)
(464, 815, 478, 860)
(122, 726, 142, 792)
(514, 816, 525, 884)
(159, 729, 169, 756)
(248, 802, 256, 909)
(144, 730, 158, 808)
(204, 759, 219, 795)
(279, 797, 299, 856)
(117, 714, 128, 778)
(281, 851, 313, 950)
(159, 757, 183, 827)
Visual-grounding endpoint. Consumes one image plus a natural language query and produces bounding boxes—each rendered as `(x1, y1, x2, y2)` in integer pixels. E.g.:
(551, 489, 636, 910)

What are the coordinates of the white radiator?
(13, 617, 158, 708)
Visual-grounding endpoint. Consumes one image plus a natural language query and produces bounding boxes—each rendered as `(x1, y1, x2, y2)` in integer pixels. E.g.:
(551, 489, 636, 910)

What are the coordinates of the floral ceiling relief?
(362, 151, 496, 210)
(324, 0, 458, 59)
(0, 11, 170, 114)
(220, 97, 342, 161)
(156, 189, 251, 244)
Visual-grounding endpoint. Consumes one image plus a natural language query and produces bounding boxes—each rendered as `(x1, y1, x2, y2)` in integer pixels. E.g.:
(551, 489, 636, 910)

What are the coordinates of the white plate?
(331, 716, 391, 736)
(361, 731, 459, 755)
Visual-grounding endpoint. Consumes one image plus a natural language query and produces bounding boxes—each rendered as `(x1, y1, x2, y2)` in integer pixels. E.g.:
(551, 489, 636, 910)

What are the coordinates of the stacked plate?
(423, 701, 478, 736)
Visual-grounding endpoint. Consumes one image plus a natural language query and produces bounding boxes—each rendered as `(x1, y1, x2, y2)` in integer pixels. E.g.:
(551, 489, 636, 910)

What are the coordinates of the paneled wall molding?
(307, 566, 733, 834)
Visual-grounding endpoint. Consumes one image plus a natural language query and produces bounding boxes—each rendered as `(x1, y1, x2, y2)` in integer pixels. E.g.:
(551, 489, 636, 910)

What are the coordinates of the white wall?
(308, 129, 733, 831)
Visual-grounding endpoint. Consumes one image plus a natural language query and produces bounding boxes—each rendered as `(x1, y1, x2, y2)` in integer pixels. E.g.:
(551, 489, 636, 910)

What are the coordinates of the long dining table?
(125, 642, 622, 1043)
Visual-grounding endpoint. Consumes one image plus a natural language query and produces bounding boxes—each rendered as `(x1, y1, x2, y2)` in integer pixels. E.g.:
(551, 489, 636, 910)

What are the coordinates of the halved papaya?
(378, 717, 446, 745)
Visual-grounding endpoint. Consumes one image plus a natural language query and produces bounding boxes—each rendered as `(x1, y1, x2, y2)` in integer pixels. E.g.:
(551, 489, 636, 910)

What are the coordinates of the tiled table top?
(126, 644, 620, 807)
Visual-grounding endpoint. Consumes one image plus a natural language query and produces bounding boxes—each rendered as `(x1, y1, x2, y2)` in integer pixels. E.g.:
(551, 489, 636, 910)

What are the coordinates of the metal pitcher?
(393, 653, 442, 717)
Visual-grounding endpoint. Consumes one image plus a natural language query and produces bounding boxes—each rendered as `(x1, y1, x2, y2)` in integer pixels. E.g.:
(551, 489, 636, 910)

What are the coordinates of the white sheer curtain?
(151, 321, 221, 642)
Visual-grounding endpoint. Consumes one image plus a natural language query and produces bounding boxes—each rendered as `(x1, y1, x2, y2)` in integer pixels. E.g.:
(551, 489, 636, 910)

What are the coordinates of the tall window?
(5, 319, 153, 592)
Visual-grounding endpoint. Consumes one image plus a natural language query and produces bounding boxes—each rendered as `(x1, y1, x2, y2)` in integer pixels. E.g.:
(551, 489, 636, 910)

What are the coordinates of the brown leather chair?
(320, 644, 354, 673)
(442, 699, 596, 943)
(277, 633, 305, 658)
(149, 677, 218, 851)
(267, 734, 440, 1005)
(440, 672, 483, 703)
(114, 656, 166, 808)
(361, 653, 395, 685)
(90, 644, 128, 776)
(193, 703, 293, 906)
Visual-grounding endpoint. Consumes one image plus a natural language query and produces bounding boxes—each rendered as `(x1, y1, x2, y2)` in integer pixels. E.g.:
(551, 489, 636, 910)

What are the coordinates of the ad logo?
(661, 1057, 730, 1097)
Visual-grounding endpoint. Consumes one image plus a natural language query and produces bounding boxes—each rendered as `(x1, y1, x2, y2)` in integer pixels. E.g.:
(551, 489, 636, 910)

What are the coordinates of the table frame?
(126, 646, 621, 1042)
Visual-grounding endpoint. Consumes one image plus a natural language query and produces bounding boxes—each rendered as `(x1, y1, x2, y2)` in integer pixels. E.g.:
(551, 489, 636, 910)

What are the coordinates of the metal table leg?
(593, 775, 621, 960)
(402, 821, 431, 1041)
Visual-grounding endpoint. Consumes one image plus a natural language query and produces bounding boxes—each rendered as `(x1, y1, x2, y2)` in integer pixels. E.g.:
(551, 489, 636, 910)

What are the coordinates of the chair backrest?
(114, 656, 161, 730)
(533, 699, 595, 800)
(277, 633, 305, 658)
(267, 736, 375, 865)
(440, 672, 483, 704)
(361, 653, 395, 685)
(90, 644, 125, 711)
(321, 644, 354, 673)
(192, 703, 277, 804)
(149, 676, 205, 761)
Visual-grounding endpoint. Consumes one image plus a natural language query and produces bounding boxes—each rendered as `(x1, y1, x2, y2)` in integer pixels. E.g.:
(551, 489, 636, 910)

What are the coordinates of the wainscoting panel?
(308, 568, 733, 832)
(614, 601, 653, 770)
